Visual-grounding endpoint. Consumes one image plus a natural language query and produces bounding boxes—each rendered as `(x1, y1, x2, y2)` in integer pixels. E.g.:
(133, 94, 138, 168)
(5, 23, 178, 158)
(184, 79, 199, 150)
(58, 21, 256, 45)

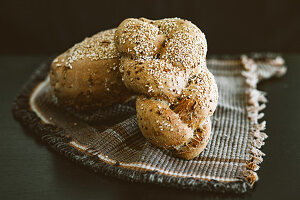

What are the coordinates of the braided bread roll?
(50, 29, 132, 110)
(115, 18, 218, 159)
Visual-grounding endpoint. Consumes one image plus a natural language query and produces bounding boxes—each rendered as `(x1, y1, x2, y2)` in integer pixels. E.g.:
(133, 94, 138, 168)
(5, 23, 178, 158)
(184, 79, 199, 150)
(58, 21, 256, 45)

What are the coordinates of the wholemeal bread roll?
(116, 18, 218, 159)
(50, 29, 132, 110)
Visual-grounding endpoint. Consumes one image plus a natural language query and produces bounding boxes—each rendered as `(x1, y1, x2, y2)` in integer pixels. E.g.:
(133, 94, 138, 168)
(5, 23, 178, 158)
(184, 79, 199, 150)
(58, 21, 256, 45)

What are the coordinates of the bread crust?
(175, 119, 211, 160)
(136, 96, 193, 149)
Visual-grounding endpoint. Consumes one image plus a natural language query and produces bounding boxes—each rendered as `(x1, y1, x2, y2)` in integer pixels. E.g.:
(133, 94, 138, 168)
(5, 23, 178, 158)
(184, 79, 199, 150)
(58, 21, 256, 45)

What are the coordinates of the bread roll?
(50, 29, 132, 110)
(116, 18, 218, 159)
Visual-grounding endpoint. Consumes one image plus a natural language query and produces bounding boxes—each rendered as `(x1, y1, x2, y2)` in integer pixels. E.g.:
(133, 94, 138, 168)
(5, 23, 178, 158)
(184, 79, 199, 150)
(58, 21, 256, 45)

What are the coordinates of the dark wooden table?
(1, 55, 299, 199)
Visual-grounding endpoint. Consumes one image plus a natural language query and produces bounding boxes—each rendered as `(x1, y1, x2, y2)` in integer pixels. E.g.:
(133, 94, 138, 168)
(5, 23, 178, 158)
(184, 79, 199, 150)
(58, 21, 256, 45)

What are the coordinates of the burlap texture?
(13, 54, 286, 193)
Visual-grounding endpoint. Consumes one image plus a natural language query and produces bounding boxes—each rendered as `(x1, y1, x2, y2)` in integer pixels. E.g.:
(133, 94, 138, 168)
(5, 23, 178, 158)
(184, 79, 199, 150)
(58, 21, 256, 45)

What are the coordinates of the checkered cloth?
(13, 54, 286, 193)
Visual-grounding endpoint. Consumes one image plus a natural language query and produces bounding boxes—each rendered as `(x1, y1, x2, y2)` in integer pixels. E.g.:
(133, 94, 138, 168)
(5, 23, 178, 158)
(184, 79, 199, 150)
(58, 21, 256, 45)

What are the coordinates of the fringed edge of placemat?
(240, 55, 286, 185)
(12, 53, 286, 194)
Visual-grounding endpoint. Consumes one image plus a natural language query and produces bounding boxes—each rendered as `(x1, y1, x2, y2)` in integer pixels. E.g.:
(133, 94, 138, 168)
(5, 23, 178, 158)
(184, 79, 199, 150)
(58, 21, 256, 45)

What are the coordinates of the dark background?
(1, 0, 300, 55)
(1, 1, 299, 199)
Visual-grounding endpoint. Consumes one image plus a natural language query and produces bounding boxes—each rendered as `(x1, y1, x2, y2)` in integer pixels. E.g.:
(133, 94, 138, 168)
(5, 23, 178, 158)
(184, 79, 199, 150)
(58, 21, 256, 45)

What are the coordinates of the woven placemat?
(12, 53, 286, 194)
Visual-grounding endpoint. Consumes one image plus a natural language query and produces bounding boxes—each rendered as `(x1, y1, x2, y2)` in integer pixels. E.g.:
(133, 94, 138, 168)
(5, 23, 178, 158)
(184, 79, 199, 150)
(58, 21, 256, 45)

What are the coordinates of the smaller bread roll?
(50, 29, 132, 110)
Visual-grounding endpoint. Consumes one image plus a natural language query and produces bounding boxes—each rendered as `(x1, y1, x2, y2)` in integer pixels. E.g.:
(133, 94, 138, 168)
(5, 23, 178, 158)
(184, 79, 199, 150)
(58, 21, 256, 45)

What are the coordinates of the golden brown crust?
(155, 18, 207, 68)
(174, 67, 218, 130)
(136, 97, 212, 160)
(120, 57, 188, 103)
(50, 29, 132, 109)
(175, 119, 211, 160)
(136, 96, 193, 149)
(115, 18, 165, 59)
